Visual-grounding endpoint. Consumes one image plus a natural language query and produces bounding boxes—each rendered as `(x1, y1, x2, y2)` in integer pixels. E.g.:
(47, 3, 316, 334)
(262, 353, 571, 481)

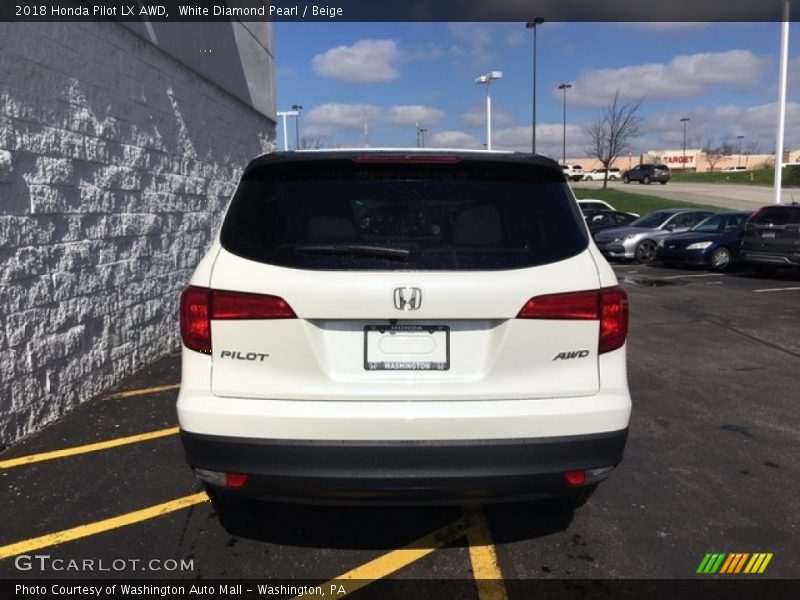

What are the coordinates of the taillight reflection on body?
(179, 286, 296, 354)
(517, 286, 628, 354)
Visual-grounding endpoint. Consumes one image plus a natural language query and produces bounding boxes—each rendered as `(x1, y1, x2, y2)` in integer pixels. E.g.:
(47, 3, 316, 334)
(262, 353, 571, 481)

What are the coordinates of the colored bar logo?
(697, 553, 773, 574)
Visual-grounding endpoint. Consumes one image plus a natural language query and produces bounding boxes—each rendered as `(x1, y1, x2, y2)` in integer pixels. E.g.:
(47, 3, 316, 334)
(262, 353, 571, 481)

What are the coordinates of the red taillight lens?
(565, 470, 586, 487)
(599, 286, 628, 354)
(180, 286, 211, 354)
(225, 473, 249, 489)
(517, 290, 599, 320)
(179, 286, 296, 354)
(352, 154, 460, 164)
(211, 290, 296, 320)
(516, 286, 628, 354)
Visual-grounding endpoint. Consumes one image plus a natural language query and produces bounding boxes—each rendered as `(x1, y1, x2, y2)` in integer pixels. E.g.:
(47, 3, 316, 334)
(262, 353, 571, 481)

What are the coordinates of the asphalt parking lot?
(1, 264, 799, 594)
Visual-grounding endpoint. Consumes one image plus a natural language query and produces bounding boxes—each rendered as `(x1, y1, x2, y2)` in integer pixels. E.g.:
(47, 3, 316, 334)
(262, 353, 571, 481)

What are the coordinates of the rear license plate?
(364, 325, 450, 371)
(762, 231, 776, 238)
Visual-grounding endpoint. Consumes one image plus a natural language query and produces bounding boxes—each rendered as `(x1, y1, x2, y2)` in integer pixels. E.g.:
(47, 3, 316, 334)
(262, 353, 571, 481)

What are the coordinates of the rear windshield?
(750, 206, 800, 225)
(219, 160, 588, 271)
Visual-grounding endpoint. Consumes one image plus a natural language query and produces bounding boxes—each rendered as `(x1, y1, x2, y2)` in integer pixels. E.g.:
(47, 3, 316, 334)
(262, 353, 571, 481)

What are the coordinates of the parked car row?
(570, 164, 672, 186)
(588, 201, 800, 273)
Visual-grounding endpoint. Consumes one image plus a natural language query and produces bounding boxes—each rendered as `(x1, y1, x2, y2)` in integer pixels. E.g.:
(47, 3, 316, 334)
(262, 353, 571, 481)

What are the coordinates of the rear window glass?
(219, 160, 588, 271)
(631, 211, 673, 228)
(750, 206, 800, 225)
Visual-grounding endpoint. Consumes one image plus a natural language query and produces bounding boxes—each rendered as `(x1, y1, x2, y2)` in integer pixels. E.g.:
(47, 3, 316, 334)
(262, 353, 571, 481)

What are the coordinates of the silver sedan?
(593, 209, 715, 263)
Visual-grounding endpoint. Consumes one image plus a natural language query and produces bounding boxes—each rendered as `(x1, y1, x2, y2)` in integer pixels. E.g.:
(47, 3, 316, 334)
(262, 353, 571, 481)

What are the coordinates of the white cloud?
(447, 23, 495, 72)
(428, 130, 483, 149)
(305, 103, 383, 135)
(493, 124, 587, 158)
(568, 50, 767, 107)
(386, 105, 446, 126)
(460, 106, 514, 128)
(312, 40, 400, 83)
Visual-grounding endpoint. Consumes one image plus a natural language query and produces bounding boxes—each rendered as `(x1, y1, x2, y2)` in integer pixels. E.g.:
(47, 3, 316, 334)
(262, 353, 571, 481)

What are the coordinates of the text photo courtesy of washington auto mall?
(0, 1, 799, 599)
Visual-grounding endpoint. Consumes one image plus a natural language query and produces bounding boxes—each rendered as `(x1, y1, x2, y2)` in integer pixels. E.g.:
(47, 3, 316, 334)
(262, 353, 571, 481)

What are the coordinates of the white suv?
(561, 164, 585, 181)
(178, 150, 631, 508)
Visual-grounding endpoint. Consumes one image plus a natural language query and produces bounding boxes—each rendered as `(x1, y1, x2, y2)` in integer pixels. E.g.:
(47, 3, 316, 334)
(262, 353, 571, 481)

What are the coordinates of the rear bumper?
(181, 429, 628, 504)
(741, 251, 800, 266)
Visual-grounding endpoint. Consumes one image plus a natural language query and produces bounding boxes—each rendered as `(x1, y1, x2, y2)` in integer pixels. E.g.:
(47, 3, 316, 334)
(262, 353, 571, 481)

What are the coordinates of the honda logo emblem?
(393, 287, 422, 311)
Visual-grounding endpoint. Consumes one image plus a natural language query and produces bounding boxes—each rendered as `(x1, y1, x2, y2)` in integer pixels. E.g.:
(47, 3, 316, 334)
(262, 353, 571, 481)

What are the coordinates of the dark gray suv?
(623, 163, 670, 185)
(741, 204, 800, 274)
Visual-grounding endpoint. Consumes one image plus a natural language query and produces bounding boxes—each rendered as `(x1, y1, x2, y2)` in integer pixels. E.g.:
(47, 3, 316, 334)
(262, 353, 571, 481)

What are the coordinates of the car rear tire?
(710, 247, 732, 271)
(635, 239, 657, 263)
(643, 175, 651, 185)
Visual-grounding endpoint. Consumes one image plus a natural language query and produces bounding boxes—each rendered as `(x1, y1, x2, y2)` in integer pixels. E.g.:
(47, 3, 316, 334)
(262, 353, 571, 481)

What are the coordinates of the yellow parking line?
(0, 427, 180, 469)
(463, 507, 508, 600)
(293, 516, 474, 599)
(105, 383, 181, 400)
(0, 492, 208, 559)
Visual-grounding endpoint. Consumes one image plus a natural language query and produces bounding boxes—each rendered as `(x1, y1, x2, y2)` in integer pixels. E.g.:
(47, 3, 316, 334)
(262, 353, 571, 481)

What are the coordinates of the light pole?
(475, 71, 503, 150)
(291, 104, 303, 150)
(737, 135, 744, 167)
(680, 117, 690, 171)
(525, 18, 545, 154)
(558, 83, 572, 164)
(276, 110, 299, 151)
(420, 127, 427, 148)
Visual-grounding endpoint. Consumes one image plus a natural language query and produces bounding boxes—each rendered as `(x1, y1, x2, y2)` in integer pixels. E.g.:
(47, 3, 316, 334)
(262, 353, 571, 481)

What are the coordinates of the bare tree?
(702, 136, 735, 172)
(585, 92, 643, 189)
(299, 135, 330, 150)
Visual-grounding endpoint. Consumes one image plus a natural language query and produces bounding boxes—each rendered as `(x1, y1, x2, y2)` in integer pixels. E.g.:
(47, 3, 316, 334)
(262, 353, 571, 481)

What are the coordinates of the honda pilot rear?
(177, 150, 631, 507)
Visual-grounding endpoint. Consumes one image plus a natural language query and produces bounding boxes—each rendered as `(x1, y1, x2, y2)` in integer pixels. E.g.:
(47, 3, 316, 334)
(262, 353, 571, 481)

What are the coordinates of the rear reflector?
(565, 470, 586, 487)
(225, 473, 249, 489)
(517, 286, 628, 354)
(179, 286, 296, 354)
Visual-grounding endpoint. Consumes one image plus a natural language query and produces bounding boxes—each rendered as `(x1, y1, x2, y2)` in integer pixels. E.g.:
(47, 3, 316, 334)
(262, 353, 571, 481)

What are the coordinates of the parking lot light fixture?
(291, 104, 303, 150)
(276, 110, 300, 151)
(476, 71, 503, 150)
(737, 135, 744, 167)
(680, 117, 690, 171)
(558, 83, 572, 164)
(526, 18, 545, 153)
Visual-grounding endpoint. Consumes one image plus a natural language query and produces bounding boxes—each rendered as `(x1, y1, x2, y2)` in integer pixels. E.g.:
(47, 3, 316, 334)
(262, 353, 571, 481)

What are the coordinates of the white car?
(561, 164, 585, 181)
(721, 166, 747, 172)
(178, 149, 631, 509)
(582, 168, 621, 181)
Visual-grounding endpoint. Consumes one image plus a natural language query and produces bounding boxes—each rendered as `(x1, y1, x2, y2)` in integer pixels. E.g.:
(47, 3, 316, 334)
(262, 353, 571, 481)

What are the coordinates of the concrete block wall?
(0, 22, 275, 447)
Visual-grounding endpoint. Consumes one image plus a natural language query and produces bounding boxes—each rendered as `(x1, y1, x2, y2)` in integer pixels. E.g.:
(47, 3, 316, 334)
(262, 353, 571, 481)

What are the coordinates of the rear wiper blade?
(291, 244, 411, 260)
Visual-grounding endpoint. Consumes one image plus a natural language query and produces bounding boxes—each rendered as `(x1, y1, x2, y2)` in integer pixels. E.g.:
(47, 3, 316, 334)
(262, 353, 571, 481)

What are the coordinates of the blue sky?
(273, 22, 800, 158)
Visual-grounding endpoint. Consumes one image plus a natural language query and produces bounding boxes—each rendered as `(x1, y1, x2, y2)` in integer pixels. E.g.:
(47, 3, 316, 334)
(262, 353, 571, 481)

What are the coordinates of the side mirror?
(665, 223, 676, 231)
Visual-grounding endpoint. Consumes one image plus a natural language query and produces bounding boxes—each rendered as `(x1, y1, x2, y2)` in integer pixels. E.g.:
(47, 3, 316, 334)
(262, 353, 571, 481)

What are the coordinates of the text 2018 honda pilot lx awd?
(177, 150, 631, 509)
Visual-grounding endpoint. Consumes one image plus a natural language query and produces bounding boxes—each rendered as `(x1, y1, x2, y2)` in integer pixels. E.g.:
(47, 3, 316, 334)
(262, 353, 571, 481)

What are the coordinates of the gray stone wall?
(0, 22, 275, 446)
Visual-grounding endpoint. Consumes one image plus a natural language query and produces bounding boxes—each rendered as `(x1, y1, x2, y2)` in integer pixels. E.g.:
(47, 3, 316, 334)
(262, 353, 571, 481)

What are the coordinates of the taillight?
(211, 290, 296, 320)
(598, 287, 628, 354)
(517, 286, 628, 354)
(179, 286, 296, 354)
(180, 286, 211, 354)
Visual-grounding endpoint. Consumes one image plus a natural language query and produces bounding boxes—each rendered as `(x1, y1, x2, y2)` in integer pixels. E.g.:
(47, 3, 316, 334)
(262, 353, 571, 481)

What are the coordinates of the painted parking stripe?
(293, 515, 475, 599)
(660, 273, 722, 280)
(0, 427, 179, 469)
(463, 508, 508, 600)
(0, 492, 208, 559)
(753, 286, 800, 293)
(105, 383, 180, 400)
